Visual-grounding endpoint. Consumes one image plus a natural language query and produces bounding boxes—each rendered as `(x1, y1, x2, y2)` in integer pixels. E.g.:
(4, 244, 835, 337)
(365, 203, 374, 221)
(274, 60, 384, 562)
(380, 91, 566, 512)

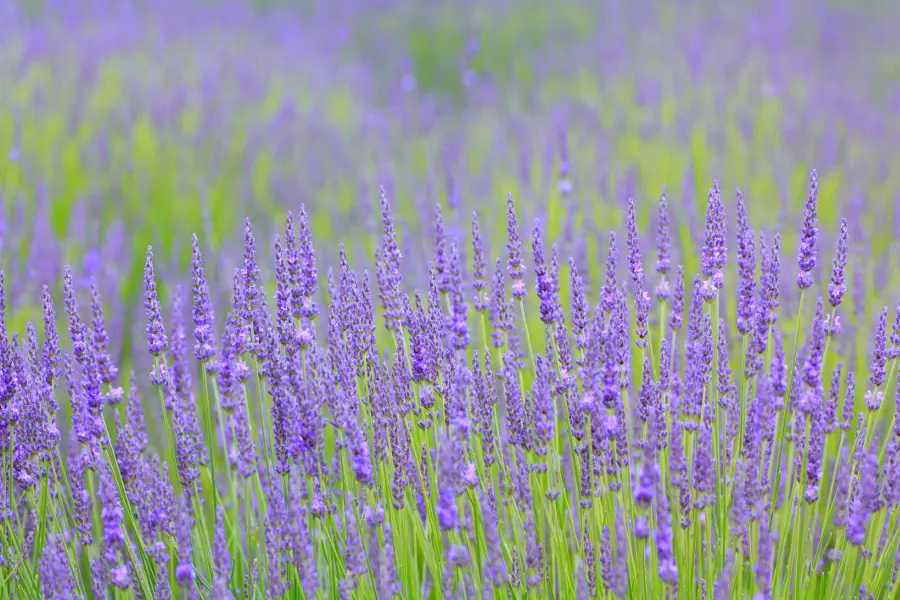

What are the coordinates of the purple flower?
(40, 536, 77, 598)
(489, 259, 510, 349)
(241, 218, 261, 331)
(116, 372, 147, 485)
(655, 186, 671, 276)
(840, 371, 855, 431)
(447, 243, 469, 350)
(829, 218, 848, 307)
(669, 265, 684, 332)
(506, 193, 526, 298)
(633, 281, 650, 349)
(89, 278, 117, 385)
(99, 463, 129, 587)
(847, 450, 878, 546)
(143, 247, 168, 356)
(436, 437, 458, 532)
(701, 181, 726, 291)
(761, 233, 781, 324)
(40, 285, 61, 384)
(603, 232, 618, 314)
(471, 212, 488, 311)
(569, 258, 588, 340)
(532, 222, 555, 326)
(168, 288, 207, 491)
(802, 298, 826, 389)
(870, 306, 889, 388)
(825, 363, 842, 434)
(351, 422, 374, 487)
(432, 204, 449, 293)
(804, 387, 825, 503)
(175, 496, 196, 588)
(755, 524, 774, 599)
(736, 191, 756, 335)
(655, 488, 678, 585)
(190, 234, 216, 365)
(290, 205, 320, 321)
(797, 169, 819, 289)
(377, 187, 403, 331)
(626, 198, 644, 283)
(890, 301, 900, 361)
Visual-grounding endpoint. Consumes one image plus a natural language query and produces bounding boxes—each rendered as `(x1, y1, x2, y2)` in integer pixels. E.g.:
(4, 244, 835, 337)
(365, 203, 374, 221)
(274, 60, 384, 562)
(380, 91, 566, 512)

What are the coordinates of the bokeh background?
(2, 0, 900, 376)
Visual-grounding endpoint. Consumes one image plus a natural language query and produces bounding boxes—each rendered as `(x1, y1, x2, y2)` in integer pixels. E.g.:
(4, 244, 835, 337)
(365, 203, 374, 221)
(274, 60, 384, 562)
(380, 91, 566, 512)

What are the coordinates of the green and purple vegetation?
(2, 0, 900, 599)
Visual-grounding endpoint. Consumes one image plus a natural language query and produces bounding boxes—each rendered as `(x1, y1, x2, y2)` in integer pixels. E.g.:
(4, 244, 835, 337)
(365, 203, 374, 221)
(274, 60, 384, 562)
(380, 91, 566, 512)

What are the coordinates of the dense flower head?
(190, 233, 216, 364)
(829, 218, 849, 307)
(797, 169, 819, 289)
(471, 211, 488, 311)
(143, 246, 168, 356)
(40, 284, 61, 386)
(377, 187, 404, 330)
(700, 181, 727, 292)
(655, 186, 671, 276)
(532, 222, 556, 325)
(870, 306, 889, 388)
(626, 198, 644, 283)
(90, 278, 118, 386)
(506, 192, 526, 297)
(432, 204, 449, 293)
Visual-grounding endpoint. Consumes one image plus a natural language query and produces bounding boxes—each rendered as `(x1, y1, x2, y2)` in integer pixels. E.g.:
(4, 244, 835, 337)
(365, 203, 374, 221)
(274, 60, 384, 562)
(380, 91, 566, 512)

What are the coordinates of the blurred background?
(1, 0, 900, 371)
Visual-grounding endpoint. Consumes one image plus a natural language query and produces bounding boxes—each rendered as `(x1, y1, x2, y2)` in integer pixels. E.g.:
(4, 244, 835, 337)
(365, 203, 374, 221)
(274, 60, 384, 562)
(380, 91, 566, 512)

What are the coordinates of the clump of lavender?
(1, 169, 896, 600)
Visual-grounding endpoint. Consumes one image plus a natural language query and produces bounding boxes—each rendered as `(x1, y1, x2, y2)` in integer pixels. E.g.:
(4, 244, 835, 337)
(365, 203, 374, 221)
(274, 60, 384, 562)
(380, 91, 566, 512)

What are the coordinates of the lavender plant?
(0, 172, 898, 599)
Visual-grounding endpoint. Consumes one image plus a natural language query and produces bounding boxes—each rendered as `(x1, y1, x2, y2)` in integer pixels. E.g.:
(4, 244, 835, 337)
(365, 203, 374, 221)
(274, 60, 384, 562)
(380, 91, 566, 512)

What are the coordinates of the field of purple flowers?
(3, 0, 900, 598)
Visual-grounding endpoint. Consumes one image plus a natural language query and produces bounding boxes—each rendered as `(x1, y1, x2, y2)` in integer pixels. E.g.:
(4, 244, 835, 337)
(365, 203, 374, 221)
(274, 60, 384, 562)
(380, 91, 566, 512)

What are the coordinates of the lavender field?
(2, 0, 900, 598)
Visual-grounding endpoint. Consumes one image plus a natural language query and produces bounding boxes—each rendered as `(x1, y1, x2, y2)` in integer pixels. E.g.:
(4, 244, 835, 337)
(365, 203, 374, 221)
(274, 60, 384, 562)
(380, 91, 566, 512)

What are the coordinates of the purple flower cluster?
(3, 170, 898, 600)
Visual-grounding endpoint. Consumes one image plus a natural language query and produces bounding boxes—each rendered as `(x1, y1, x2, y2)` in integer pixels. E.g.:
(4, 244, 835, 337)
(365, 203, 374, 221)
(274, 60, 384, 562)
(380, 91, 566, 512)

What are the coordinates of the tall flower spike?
(471, 212, 488, 311)
(603, 232, 618, 313)
(890, 301, 900, 361)
(143, 246, 168, 356)
(797, 169, 819, 289)
(190, 233, 216, 365)
(569, 258, 587, 339)
(89, 278, 117, 386)
(870, 306, 889, 389)
(377, 187, 403, 331)
(433, 204, 449, 293)
(506, 192, 526, 298)
(294, 204, 319, 321)
(447, 242, 469, 350)
(532, 222, 555, 326)
(802, 298, 826, 389)
(669, 265, 684, 332)
(41, 285, 60, 387)
(829, 218, 849, 307)
(655, 186, 671, 275)
(626, 198, 644, 283)
(701, 186, 718, 280)
(241, 217, 260, 328)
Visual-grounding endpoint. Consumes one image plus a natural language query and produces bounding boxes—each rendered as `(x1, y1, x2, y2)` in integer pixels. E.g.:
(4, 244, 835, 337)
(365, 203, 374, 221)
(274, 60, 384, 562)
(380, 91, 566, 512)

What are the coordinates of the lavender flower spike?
(144, 246, 168, 356)
(829, 218, 848, 308)
(190, 233, 216, 365)
(870, 306, 889, 389)
(506, 192, 526, 298)
(797, 169, 818, 290)
(655, 186, 671, 277)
